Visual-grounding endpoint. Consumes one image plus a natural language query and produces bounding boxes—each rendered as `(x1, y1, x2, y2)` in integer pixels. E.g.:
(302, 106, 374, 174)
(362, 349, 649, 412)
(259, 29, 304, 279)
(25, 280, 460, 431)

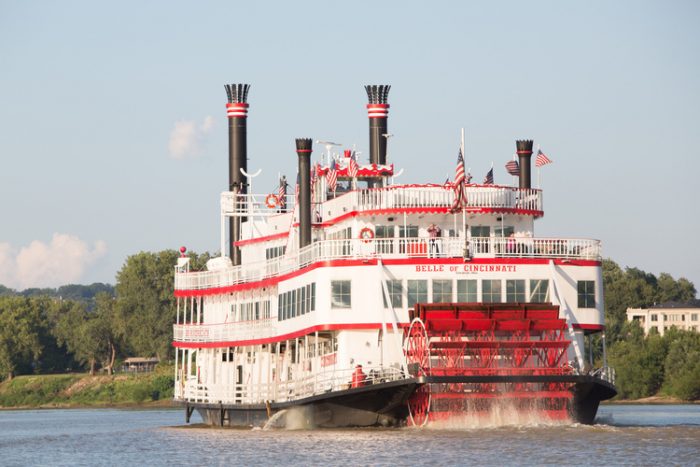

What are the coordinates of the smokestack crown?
(365, 85, 391, 104)
(516, 140, 534, 154)
(295, 138, 313, 153)
(224, 84, 251, 103)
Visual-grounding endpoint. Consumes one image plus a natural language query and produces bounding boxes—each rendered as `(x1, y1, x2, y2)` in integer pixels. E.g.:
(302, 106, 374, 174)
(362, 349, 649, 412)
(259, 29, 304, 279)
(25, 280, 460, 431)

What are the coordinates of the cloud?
(168, 116, 216, 160)
(0, 234, 107, 290)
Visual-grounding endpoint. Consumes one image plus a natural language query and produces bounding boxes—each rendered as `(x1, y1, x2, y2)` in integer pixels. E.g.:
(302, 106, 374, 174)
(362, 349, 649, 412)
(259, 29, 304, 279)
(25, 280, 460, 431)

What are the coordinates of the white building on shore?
(626, 302, 700, 335)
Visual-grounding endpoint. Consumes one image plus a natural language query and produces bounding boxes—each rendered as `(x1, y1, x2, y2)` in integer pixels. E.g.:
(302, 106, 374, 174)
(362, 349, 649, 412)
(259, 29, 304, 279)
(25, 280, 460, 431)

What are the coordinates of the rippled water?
(1, 405, 699, 466)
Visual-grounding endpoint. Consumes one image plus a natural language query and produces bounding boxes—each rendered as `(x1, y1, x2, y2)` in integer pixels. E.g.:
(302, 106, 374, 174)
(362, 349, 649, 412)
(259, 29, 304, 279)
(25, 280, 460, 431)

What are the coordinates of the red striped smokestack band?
(367, 103, 390, 118)
(226, 103, 249, 118)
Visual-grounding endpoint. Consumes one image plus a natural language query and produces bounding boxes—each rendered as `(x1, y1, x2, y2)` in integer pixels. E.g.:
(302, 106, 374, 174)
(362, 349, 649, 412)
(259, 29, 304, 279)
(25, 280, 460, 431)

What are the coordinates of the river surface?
(1, 405, 699, 466)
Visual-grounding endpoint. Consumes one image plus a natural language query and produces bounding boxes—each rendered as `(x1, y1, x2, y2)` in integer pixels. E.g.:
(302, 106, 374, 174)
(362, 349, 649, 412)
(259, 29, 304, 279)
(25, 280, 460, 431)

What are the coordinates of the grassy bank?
(0, 365, 175, 409)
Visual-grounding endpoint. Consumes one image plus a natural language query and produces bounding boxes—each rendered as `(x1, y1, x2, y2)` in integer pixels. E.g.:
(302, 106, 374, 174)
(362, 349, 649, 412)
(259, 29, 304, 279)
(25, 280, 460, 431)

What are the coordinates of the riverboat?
(172, 83, 616, 427)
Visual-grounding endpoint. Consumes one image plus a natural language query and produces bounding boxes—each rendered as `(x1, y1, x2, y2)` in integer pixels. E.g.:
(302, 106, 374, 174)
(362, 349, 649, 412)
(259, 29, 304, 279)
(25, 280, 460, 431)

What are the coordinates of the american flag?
(326, 159, 337, 192)
(278, 176, 287, 210)
(535, 149, 553, 167)
(505, 159, 520, 176)
(450, 149, 467, 212)
(310, 163, 318, 198)
(483, 167, 494, 185)
(348, 151, 359, 178)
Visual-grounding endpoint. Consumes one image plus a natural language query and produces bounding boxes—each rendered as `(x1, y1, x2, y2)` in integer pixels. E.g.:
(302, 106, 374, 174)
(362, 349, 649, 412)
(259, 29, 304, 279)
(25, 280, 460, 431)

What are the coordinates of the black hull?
(180, 375, 615, 428)
(183, 378, 419, 428)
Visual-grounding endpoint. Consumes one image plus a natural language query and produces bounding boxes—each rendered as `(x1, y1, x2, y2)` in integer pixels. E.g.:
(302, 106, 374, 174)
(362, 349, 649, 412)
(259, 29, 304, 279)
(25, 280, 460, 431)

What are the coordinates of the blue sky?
(0, 1, 698, 292)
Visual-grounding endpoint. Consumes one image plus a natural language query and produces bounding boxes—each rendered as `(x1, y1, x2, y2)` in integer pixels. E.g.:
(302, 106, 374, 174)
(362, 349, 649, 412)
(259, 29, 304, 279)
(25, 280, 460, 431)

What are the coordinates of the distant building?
(626, 302, 700, 336)
(121, 357, 160, 373)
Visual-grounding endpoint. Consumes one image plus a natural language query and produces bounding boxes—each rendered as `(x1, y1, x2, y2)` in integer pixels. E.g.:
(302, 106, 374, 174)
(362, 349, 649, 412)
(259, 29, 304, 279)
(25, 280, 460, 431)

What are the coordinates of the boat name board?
(415, 264, 518, 273)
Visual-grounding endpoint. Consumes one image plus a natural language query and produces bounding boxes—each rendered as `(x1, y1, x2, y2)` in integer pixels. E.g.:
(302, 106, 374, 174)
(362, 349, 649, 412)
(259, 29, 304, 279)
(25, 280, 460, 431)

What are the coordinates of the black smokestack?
(295, 138, 313, 249)
(516, 140, 533, 189)
(224, 83, 250, 265)
(365, 84, 390, 188)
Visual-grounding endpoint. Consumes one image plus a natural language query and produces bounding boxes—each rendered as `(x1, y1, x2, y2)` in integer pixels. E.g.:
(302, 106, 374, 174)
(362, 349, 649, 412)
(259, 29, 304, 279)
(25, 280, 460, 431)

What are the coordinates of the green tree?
(662, 329, 700, 400)
(0, 297, 43, 380)
(115, 250, 180, 360)
(114, 250, 211, 360)
(607, 321, 668, 399)
(656, 273, 697, 304)
(53, 296, 119, 376)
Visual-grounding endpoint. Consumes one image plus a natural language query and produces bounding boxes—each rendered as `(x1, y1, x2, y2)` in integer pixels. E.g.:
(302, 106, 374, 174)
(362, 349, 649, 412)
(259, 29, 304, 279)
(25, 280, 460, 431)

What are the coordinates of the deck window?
(482, 279, 502, 303)
(457, 279, 477, 302)
(331, 280, 352, 309)
(506, 279, 526, 302)
(407, 280, 428, 308)
(470, 226, 490, 254)
(432, 279, 453, 303)
(577, 281, 596, 308)
(529, 280, 550, 302)
(383, 280, 403, 308)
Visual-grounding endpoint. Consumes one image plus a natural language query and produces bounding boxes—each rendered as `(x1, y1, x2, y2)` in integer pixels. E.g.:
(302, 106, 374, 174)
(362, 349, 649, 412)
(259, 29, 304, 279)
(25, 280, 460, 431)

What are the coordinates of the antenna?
(315, 140, 342, 166)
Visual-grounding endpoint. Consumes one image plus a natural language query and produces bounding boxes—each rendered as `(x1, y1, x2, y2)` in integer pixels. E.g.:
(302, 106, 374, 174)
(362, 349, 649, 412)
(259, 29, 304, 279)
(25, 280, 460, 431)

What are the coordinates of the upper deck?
(222, 184, 543, 222)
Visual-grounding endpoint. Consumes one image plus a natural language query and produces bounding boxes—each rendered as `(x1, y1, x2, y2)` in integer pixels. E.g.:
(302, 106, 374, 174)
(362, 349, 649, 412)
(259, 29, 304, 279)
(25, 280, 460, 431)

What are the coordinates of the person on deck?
(427, 223, 442, 258)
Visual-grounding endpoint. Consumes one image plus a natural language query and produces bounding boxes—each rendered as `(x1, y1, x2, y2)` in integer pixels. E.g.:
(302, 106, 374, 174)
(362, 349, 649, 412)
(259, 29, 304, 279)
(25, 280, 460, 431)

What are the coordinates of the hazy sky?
(1, 1, 698, 292)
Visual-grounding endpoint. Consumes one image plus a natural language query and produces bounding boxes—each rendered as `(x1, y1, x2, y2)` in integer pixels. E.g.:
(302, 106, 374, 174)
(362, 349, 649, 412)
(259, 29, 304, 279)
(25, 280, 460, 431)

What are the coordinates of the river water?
(1, 405, 698, 466)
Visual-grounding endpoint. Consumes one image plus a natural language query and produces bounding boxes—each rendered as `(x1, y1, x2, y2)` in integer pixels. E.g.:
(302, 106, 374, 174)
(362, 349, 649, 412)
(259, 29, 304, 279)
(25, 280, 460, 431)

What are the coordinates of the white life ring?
(359, 227, 375, 242)
(265, 194, 279, 209)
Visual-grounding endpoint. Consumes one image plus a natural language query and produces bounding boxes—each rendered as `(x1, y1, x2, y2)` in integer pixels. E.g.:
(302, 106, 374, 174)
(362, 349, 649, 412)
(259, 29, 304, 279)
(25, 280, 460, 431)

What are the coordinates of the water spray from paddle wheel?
(403, 303, 574, 427)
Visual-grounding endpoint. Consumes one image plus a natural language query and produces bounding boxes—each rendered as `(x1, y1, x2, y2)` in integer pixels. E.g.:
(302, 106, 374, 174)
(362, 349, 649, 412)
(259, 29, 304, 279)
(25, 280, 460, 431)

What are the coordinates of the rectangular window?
(407, 280, 428, 308)
(383, 280, 403, 308)
(432, 279, 453, 303)
(331, 280, 352, 309)
(457, 279, 477, 302)
(311, 283, 316, 311)
(301, 286, 307, 315)
(470, 226, 490, 254)
(482, 279, 502, 303)
(577, 280, 595, 308)
(691, 314, 698, 322)
(506, 279, 526, 302)
(651, 314, 658, 322)
(529, 280, 550, 302)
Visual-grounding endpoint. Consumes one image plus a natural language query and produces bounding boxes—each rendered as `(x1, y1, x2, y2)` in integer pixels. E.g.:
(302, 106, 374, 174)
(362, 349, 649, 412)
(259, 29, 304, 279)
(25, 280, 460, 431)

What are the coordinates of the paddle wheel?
(404, 303, 575, 426)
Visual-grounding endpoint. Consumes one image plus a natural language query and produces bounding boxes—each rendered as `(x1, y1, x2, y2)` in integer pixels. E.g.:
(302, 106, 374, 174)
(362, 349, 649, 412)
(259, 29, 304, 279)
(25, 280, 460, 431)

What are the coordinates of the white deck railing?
(221, 184, 542, 218)
(174, 318, 275, 343)
(175, 365, 406, 405)
(174, 236, 601, 292)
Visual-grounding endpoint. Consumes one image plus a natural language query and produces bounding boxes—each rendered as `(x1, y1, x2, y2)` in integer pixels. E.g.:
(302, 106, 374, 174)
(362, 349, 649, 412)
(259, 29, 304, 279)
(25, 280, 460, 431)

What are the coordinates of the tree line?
(0, 250, 209, 381)
(0, 253, 698, 400)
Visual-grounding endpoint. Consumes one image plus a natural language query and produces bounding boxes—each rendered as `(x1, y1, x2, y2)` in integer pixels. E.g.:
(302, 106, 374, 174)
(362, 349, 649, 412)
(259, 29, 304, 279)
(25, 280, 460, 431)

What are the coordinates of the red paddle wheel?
(404, 303, 574, 426)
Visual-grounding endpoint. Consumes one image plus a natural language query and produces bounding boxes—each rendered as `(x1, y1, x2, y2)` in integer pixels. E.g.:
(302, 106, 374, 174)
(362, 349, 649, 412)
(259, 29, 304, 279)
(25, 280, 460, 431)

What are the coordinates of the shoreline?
(0, 399, 177, 411)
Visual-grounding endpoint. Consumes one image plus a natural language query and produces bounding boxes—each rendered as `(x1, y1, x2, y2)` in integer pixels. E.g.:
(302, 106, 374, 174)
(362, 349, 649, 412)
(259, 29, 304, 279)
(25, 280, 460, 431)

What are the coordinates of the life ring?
(359, 227, 374, 242)
(265, 194, 279, 209)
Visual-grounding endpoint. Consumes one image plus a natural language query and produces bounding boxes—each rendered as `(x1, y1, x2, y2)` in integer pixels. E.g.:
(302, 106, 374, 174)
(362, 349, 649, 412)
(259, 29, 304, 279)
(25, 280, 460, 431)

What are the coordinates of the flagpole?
(537, 144, 541, 189)
(461, 128, 469, 260)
